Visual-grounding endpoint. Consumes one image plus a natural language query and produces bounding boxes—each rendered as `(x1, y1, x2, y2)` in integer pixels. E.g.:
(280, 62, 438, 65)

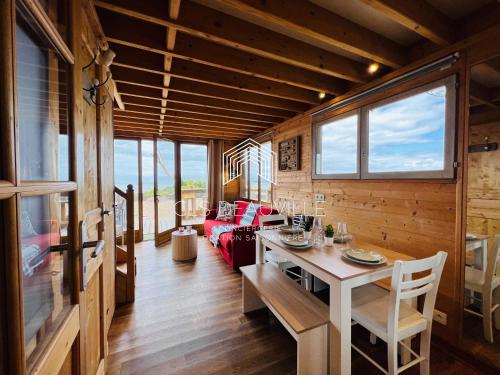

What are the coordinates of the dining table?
(255, 229, 415, 375)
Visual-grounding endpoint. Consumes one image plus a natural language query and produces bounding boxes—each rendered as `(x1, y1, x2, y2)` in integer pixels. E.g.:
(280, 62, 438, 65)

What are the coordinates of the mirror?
(463, 55, 500, 369)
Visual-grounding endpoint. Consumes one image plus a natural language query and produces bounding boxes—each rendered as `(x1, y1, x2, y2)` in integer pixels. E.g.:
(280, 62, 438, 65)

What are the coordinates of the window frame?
(312, 109, 361, 180)
(361, 75, 457, 179)
(239, 140, 273, 203)
(312, 75, 457, 181)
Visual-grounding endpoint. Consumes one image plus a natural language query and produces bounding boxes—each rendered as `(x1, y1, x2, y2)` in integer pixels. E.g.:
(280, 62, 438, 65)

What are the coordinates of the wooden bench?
(241, 263, 329, 374)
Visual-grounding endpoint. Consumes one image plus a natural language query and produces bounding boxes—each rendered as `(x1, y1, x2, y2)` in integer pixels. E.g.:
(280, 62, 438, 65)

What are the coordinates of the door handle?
(83, 240, 105, 258)
(79, 220, 106, 291)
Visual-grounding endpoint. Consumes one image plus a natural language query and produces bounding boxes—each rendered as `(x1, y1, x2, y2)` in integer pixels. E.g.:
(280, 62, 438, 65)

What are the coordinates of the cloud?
(318, 87, 447, 174)
(319, 114, 358, 174)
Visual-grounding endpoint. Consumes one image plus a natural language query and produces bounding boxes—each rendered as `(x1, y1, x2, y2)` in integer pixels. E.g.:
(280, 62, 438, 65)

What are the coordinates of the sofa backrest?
(234, 200, 277, 226)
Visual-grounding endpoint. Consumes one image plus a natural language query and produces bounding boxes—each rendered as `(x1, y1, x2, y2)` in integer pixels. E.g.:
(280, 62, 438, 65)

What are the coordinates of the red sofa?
(204, 201, 276, 270)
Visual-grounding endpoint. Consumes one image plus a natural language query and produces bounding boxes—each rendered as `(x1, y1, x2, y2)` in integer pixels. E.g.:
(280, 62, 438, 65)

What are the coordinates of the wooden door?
(0, 0, 116, 374)
(77, 55, 115, 375)
(154, 138, 179, 246)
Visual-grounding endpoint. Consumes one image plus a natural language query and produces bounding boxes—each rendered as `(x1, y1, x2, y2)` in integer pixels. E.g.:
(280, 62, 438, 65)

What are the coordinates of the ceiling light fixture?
(318, 92, 326, 99)
(368, 63, 380, 74)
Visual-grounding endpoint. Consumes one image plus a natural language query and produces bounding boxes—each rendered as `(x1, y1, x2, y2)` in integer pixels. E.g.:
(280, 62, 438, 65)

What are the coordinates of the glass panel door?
(141, 140, 155, 241)
(154, 139, 177, 245)
(180, 144, 208, 226)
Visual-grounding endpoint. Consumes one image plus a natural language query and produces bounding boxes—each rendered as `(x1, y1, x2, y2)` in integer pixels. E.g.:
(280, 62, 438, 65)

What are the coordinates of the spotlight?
(368, 63, 380, 74)
(318, 92, 326, 99)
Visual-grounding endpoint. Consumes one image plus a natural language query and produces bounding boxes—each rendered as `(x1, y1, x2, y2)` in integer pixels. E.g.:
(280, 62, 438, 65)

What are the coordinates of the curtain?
(208, 139, 223, 209)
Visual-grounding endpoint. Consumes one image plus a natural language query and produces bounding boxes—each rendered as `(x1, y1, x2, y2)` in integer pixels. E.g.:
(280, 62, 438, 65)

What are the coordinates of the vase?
(304, 231, 312, 239)
(324, 236, 334, 246)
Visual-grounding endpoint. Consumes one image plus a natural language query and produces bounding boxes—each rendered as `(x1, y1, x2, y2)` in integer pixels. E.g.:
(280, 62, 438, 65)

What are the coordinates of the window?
(114, 140, 139, 230)
(260, 142, 272, 202)
(156, 140, 176, 232)
(16, 16, 70, 181)
(181, 144, 208, 225)
(249, 147, 259, 201)
(240, 141, 273, 203)
(21, 193, 71, 361)
(313, 76, 457, 180)
(314, 112, 359, 179)
(141, 140, 155, 240)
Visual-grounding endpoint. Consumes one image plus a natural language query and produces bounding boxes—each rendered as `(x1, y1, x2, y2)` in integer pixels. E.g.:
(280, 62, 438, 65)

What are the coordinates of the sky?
(318, 85, 447, 174)
(114, 140, 208, 192)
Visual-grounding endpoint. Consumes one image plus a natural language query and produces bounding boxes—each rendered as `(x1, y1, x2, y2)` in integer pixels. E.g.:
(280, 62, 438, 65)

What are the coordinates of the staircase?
(115, 185, 136, 305)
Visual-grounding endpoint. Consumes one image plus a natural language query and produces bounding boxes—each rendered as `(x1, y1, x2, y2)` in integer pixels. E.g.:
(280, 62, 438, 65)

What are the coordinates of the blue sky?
(319, 85, 447, 174)
(114, 140, 208, 191)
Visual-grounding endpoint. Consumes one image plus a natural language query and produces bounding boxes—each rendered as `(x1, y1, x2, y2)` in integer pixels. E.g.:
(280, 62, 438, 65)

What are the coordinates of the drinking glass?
(313, 216, 324, 245)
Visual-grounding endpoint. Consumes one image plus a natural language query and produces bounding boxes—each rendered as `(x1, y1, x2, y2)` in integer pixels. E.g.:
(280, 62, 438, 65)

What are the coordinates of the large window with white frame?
(312, 76, 457, 180)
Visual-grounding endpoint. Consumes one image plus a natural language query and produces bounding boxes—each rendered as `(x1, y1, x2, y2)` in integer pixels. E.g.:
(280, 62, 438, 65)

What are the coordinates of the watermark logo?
(223, 138, 277, 185)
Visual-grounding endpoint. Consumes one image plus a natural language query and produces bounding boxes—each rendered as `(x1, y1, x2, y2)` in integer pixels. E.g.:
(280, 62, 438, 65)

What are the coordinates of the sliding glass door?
(180, 144, 208, 226)
(154, 139, 177, 245)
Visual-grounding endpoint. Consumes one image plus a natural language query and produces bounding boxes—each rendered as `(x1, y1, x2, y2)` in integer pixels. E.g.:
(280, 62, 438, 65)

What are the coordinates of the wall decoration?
(278, 136, 300, 171)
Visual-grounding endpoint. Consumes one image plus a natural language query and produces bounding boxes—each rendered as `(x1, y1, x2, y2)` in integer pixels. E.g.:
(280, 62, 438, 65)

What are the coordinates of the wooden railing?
(114, 184, 135, 304)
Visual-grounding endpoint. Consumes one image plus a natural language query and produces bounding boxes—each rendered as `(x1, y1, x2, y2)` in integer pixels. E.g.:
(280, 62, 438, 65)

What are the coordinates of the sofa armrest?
(205, 208, 218, 220)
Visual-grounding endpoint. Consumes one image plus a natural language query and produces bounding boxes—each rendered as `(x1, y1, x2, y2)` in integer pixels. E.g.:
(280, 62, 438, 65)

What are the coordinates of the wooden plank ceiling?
(94, 0, 500, 140)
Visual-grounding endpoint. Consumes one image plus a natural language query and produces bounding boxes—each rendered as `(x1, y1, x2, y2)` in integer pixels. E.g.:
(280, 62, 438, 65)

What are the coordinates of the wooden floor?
(107, 237, 487, 374)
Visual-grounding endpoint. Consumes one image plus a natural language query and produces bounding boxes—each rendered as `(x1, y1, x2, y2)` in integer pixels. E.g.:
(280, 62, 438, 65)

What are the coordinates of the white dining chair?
(351, 251, 447, 375)
(258, 215, 311, 291)
(464, 235, 500, 343)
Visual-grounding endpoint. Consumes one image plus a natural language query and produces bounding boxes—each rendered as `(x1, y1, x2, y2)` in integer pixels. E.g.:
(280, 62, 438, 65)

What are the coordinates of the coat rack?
(82, 47, 116, 106)
(469, 136, 498, 153)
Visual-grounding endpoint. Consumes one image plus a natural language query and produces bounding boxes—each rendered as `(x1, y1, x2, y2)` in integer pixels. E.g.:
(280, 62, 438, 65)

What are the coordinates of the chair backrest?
(388, 251, 447, 336)
(259, 214, 287, 229)
(484, 235, 500, 294)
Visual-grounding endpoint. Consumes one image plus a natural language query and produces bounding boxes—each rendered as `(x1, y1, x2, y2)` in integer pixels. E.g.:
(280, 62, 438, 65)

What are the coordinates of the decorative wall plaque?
(278, 136, 300, 171)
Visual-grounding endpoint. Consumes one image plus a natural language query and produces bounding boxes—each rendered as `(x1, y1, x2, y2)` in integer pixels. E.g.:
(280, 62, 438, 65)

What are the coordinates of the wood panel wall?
(271, 111, 463, 342)
(467, 122, 500, 237)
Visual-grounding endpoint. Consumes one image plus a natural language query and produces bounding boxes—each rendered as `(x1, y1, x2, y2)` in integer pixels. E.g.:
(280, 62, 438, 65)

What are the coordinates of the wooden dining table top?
(256, 229, 414, 281)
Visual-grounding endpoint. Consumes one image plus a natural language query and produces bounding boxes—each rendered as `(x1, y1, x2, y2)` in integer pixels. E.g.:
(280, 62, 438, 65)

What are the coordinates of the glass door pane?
(16, 14, 70, 181)
(141, 140, 155, 241)
(114, 140, 139, 231)
(181, 144, 208, 225)
(155, 140, 177, 243)
(20, 193, 71, 363)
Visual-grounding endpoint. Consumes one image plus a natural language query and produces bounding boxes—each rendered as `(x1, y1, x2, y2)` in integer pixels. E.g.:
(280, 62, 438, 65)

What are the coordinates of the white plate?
(278, 225, 304, 234)
(342, 250, 386, 265)
(345, 248, 384, 262)
(281, 238, 313, 249)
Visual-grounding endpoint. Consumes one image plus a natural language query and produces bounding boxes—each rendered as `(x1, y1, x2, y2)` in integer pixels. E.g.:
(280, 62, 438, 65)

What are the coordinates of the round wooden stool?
(172, 230, 198, 261)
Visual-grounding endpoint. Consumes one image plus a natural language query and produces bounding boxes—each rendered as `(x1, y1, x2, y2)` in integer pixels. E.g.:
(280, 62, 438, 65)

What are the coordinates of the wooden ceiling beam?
(469, 108, 500, 126)
(470, 81, 500, 111)
(113, 60, 320, 105)
(114, 107, 270, 128)
(109, 52, 324, 103)
(114, 121, 251, 138)
(95, 0, 368, 82)
(359, 0, 454, 46)
(114, 114, 261, 132)
(115, 78, 310, 111)
(99, 11, 353, 94)
(117, 85, 296, 118)
(115, 124, 246, 138)
(197, 0, 406, 67)
(115, 127, 244, 140)
(119, 99, 281, 123)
